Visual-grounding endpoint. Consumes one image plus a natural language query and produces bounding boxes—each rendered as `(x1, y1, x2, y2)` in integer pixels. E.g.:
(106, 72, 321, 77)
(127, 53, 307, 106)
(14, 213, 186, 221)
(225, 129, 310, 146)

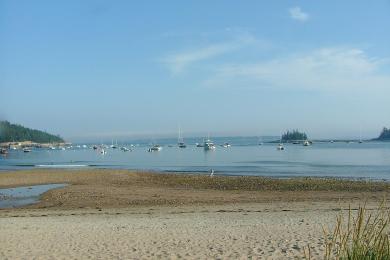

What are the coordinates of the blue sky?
(1, 1, 390, 141)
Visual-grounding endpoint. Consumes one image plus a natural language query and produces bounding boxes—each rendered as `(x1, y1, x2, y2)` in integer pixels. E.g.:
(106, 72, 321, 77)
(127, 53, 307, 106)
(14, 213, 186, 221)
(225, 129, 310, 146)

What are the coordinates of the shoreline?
(1, 169, 390, 210)
(1, 169, 389, 258)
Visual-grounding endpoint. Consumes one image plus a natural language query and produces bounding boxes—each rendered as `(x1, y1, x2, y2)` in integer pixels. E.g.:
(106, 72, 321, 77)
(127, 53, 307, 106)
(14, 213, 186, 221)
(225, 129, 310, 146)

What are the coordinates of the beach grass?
(306, 203, 390, 259)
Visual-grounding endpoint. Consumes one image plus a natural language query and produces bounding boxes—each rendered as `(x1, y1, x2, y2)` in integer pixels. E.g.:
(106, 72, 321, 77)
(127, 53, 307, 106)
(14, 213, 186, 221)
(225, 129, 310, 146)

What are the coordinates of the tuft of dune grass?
(305, 202, 390, 259)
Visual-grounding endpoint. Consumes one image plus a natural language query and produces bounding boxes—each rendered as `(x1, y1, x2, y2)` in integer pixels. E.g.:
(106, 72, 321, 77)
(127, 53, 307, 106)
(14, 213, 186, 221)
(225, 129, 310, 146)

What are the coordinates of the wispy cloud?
(204, 47, 390, 93)
(162, 34, 256, 74)
(289, 7, 309, 22)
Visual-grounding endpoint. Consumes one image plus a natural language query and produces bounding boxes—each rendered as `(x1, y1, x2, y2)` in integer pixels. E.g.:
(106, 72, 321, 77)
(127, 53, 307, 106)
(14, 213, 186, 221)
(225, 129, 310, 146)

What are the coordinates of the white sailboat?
(178, 126, 186, 148)
(204, 134, 216, 150)
(277, 132, 284, 150)
(359, 128, 363, 144)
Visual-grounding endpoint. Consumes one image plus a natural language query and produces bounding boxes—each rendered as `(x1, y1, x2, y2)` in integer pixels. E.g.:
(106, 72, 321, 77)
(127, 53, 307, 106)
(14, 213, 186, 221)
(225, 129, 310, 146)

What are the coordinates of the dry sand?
(0, 202, 364, 259)
(1, 169, 389, 259)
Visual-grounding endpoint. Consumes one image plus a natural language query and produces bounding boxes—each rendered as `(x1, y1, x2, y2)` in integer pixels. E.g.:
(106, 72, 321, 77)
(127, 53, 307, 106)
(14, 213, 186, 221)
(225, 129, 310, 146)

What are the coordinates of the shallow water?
(0, 184, 67, 208)
(1, 137, 390, 180)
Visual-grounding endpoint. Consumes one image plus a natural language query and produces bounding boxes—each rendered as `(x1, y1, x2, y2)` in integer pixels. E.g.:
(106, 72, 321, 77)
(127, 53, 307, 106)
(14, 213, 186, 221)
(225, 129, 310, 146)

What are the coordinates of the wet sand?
(1, 169, 389, 259)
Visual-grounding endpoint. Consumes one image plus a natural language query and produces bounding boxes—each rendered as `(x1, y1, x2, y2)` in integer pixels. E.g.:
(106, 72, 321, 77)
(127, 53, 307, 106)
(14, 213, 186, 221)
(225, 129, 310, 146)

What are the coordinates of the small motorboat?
(148, 145, 162, 152)
(222, 142, 231, 148)
(23, 148, 32, 153)
(120, 147, 130, 152)
(204, 139, 216, 150)
(0, 148, 8, 155)
(303, 140, 311, 146)
(277, 144, 284, 151)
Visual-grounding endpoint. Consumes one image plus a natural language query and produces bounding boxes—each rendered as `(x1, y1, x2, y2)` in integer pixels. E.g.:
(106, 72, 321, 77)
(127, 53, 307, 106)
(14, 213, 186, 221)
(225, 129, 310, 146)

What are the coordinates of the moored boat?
(148, 145, 162, 152)
(204, 139, 216, 150)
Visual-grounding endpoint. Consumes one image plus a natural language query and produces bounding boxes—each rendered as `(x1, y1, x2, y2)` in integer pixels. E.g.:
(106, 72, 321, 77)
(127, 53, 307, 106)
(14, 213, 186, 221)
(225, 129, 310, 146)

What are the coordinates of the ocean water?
(1, 137, 390, 180)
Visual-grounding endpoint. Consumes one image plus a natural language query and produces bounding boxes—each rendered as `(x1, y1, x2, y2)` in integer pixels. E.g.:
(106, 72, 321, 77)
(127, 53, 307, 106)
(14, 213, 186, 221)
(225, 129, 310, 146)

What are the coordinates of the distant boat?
(0, 148, 8, 155)
(277, 132, 284, 150)
(148, 144, 162, 152)
(100, 149, 107, 154)
(204, 137, 216, 151)
(92, 145, 98, 150)
(277, 143, 284, 150)
(120, 147, 130, 152)
(196, 142, 204, 147)
(303, 140, 311, 146)
(222, 142, 231, 148)
(23, 148, 32, 153)
(359, 127, 363, 143)
(177, 126, 186, 148)
(111, 139, 118, 149)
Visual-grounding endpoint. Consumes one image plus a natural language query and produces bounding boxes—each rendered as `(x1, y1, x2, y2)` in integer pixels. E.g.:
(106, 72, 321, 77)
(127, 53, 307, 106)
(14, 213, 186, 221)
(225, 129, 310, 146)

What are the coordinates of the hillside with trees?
(281, 130, 308, 142)
(0, 121, 64, 143)
(375, 127, 390, 141)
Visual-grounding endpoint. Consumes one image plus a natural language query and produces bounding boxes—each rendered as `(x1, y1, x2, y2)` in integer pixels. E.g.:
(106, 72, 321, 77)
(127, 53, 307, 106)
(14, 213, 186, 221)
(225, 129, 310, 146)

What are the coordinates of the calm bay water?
(1, 137, 390, 180)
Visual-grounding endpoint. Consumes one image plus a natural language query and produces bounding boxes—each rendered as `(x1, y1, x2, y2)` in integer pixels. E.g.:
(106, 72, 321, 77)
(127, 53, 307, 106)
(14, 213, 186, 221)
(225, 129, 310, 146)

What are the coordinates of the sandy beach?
(1, 169, 389, 259)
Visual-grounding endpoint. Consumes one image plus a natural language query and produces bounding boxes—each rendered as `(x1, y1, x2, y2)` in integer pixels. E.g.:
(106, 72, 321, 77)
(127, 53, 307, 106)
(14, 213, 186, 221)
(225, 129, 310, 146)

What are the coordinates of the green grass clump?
(306, 203, 390, 259)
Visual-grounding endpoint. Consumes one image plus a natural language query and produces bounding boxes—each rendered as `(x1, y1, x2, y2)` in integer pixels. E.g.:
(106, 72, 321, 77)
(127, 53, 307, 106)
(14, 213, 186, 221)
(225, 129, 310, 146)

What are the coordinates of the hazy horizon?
(1, 1, 389, 141)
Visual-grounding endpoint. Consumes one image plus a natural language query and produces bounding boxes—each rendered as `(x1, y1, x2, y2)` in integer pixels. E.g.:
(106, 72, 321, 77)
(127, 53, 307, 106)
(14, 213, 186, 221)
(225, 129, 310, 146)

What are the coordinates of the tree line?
(0, 121, 64, 143)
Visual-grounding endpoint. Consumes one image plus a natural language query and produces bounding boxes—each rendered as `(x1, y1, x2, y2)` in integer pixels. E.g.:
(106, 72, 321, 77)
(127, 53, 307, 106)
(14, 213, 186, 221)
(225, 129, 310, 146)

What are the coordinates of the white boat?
(177, 126, 186, 148)
(204, 138, 216, 150)
(277, 143, 284, 150)
(100, 148, 107, 154)
(120, 147, 130, 152)
(277, 132, 285, 150)
(148, 145, 162, 152)
(196, 142, 204, 147)
(222, 142, 231, 148)
(110, 139, 118, 149)
(303, 140, 311, 146)
(23, 148, 32, 153)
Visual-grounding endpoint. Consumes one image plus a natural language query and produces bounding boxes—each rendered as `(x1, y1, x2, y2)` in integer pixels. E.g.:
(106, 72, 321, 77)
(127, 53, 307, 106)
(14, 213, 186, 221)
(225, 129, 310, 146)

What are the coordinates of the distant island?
(0, 121, 64, 143)
(374, 127, 390, 141)
(281, 130, 308, 142)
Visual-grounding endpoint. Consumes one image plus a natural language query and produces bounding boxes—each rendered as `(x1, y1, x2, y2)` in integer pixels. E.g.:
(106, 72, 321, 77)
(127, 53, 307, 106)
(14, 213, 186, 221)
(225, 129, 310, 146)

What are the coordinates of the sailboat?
(177, 126, 186, 148)
(359, 128, 363, 144)
(204, 134, 216, 150)
(258, 136, 263, 146)
(110, 139, 118, 149)
(277, 132, 284, 150)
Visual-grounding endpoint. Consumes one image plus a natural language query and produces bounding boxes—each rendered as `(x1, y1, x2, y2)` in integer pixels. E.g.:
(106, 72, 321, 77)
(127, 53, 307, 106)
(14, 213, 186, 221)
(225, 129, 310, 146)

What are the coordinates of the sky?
(1, 0, 390, 141)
